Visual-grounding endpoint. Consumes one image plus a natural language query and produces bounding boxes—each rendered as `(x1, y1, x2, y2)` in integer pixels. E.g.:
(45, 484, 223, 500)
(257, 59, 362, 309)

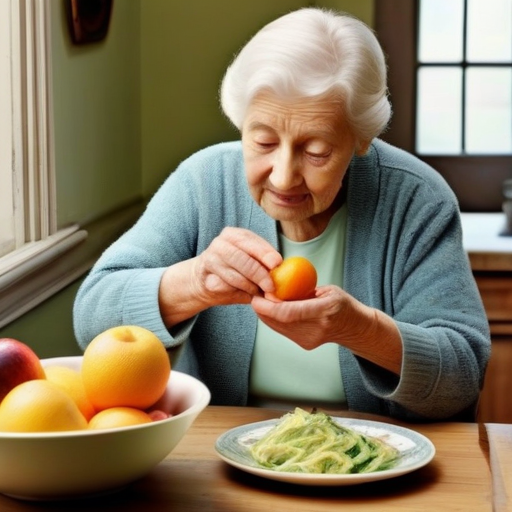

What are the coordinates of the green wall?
(51, 1, 142, 227)
(0, 281, 83, 358)
(140, 0, 373, 197)
(0, 0, 373, 359)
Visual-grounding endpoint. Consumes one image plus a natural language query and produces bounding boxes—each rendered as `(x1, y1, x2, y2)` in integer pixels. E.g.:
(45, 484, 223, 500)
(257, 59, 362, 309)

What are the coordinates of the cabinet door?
(473, 272, 512, 423)
(473, 273, 512, 335)
(478, 336, 512, 424)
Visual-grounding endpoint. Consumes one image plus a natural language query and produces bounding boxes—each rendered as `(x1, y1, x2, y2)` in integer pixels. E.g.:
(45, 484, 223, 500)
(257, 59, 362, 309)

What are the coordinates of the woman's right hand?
(159, 227, 282, 327)
(193, 227, 282, 305)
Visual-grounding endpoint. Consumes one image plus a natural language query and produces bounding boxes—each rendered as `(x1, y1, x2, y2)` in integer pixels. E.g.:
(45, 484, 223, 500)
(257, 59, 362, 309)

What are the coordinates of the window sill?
(461, 212, 512, 271)
(0, 200, 145, 329)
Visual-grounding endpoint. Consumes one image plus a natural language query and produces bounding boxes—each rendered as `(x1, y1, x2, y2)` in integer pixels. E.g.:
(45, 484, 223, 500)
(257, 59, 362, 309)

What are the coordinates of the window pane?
(0, 1, 15, 258)
(418, 0, 464, 62)
(417, 67, 463, 154)
(466, 67, 512, 153)
(467, 0, 512, 62)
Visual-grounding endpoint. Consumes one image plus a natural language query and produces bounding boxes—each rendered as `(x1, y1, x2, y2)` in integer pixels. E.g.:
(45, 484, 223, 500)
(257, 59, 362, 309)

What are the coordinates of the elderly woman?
(73, 8, 490, 421)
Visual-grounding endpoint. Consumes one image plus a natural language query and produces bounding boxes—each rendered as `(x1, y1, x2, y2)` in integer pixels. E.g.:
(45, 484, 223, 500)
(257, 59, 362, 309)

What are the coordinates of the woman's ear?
(355, 140, 371, 156)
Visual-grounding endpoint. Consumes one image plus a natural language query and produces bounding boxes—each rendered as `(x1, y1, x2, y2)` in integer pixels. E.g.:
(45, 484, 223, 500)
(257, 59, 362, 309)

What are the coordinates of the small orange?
(88, 407, 152, 430)
(270, 256, 317, 301)
(45, 365, 96, 421)
(0, 380, 87, 432)
(81, 326, 171, 411)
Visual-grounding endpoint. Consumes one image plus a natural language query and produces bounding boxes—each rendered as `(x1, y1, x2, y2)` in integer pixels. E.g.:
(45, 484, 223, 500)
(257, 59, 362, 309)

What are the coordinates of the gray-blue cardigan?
(73, 139, 490, 421)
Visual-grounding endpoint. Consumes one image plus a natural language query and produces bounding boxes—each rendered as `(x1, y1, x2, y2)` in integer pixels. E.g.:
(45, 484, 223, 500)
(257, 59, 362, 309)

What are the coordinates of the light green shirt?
(249, 204, 348, 408)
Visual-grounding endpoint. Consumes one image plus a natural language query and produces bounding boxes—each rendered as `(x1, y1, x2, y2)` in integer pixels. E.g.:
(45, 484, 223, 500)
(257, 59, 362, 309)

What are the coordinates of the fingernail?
(262, 253, 282, 269)
(260, 277, 275, 293)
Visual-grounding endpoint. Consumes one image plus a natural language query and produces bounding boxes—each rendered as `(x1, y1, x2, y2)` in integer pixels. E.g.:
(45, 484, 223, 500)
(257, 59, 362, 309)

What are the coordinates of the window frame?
(0, 0, 146, 331)
(374, 0, 512, 212)
(11, 0, 57, 245)
(0, 0, 86, 328)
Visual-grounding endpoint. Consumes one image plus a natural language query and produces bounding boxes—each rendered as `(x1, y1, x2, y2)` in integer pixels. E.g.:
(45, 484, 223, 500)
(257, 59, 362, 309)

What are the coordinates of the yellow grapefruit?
(45, 365, 96, 421)
(0, 380, 87, 433)
(81, 326, 171, 411)
(88, 407, 152, 430)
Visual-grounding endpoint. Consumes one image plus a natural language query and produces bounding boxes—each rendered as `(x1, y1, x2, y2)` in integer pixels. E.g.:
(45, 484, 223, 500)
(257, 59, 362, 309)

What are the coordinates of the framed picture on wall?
(65, 0, 113, 45)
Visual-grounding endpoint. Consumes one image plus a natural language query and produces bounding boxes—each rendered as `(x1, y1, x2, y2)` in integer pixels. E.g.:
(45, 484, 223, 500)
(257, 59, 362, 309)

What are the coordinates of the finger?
(205, 267, 261, 296)
(216, 245, 278, 293)
(222, 228, 282, 270)
(252, 294, 327, 322)
(204, 274, 254, 304)
(228, 249, 276, 293)
(262, 291, 282, 303)
(252, 295, 298, 321)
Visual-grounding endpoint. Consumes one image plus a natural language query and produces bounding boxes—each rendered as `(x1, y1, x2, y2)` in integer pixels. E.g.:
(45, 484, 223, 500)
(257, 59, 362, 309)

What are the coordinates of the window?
(1, 0, 57, 259)
(0, 0, 85, 328)
(0, 0, 15, 258)
(416, 0, 512, 155)
(375, 0, 512, 211)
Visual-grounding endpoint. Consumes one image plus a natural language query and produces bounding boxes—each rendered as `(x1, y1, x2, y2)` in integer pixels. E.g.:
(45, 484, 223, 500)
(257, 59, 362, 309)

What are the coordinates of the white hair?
(220, 7, 391, 144)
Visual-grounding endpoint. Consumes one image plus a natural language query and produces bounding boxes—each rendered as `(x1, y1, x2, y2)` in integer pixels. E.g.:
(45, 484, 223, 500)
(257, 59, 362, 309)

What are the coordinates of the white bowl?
(0, 356, 210, 501)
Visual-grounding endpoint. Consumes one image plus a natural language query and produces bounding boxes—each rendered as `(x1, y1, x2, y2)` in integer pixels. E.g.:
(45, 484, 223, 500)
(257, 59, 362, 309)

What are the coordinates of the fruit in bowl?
(81, 325, 172, 412)
(0, 338, 45, 403)
(0, 356, 210, 500)
(0, 379, 88, 433)
(0, 326, 174, 433)
(0, 327, 210, 500)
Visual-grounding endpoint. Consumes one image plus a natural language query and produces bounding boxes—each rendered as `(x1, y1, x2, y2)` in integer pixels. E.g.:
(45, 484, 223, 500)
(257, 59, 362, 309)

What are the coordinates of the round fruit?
(270, 256, 317, 301)
(0, 380, 88, 433)
(45, 366, 96, 421)
(0, 338, 46, 402)
(148, 409, 170, 421)
(88, 407, 152, 430)
(81, 325, 171, 411)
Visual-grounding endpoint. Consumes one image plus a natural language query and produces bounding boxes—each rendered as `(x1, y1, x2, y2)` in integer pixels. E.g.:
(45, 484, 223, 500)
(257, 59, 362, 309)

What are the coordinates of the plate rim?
(215, 416, 436, 486)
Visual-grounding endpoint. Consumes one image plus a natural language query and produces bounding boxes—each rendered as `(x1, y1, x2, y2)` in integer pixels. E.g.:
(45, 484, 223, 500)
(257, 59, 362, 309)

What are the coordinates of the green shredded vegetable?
(249, 408, 399, 474)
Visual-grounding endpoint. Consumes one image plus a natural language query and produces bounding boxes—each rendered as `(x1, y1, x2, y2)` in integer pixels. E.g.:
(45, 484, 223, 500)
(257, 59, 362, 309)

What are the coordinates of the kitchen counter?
(461, 213, 512, 271)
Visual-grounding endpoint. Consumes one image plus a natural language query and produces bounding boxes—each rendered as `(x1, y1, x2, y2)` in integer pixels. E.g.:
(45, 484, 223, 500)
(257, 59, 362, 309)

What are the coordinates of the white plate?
(215, 417, 435, 486)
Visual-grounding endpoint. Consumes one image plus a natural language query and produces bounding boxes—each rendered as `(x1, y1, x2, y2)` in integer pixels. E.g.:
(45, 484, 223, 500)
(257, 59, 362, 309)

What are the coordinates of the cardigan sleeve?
(389, 201, 489, 419)
(73, 168, 198, 349)
(344, 141, 491, 421)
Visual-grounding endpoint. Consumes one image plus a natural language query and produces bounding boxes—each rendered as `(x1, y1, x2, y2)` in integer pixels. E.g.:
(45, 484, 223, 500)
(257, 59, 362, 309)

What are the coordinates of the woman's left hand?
(251, 286, 403, 374)
(251, 285, 358, 350)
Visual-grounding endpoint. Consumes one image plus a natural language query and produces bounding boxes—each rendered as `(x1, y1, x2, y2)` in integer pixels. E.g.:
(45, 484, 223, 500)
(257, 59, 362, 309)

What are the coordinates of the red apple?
(148, 409, 170, 422)
(0, 338, 46, 403)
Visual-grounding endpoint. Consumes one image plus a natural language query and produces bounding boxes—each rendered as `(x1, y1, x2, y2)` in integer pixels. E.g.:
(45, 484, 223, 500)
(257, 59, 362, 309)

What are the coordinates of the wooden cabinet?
(460, 214, 512, 423)
(474, 272, 512, 334)
(478, 335, 512, 424)
(473, 270, 512, 424)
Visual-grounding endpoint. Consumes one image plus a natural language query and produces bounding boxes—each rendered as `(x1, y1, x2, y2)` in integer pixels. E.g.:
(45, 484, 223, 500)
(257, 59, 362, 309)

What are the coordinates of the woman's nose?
(269, 147, 301, 190)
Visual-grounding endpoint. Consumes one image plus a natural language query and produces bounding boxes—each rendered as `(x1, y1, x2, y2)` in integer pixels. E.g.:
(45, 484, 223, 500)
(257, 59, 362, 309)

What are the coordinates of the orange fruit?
(81, 325, 171, 411)
(270, 256, 317, 301)
(0, 380, 87, 432)
(45, 365, 96, 421)
(88, 407, 152, 430)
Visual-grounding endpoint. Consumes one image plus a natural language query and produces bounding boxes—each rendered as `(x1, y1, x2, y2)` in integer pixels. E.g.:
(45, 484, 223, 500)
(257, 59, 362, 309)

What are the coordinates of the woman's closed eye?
(304, 140, 332, 161)
(304, 148, 332, 163)
(254, 140, 278, 152)
(306, 149, 331, 159)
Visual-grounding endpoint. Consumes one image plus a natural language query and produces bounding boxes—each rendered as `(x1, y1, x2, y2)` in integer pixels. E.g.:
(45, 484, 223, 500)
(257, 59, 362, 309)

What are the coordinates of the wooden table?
(0, 406, 510, 511)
